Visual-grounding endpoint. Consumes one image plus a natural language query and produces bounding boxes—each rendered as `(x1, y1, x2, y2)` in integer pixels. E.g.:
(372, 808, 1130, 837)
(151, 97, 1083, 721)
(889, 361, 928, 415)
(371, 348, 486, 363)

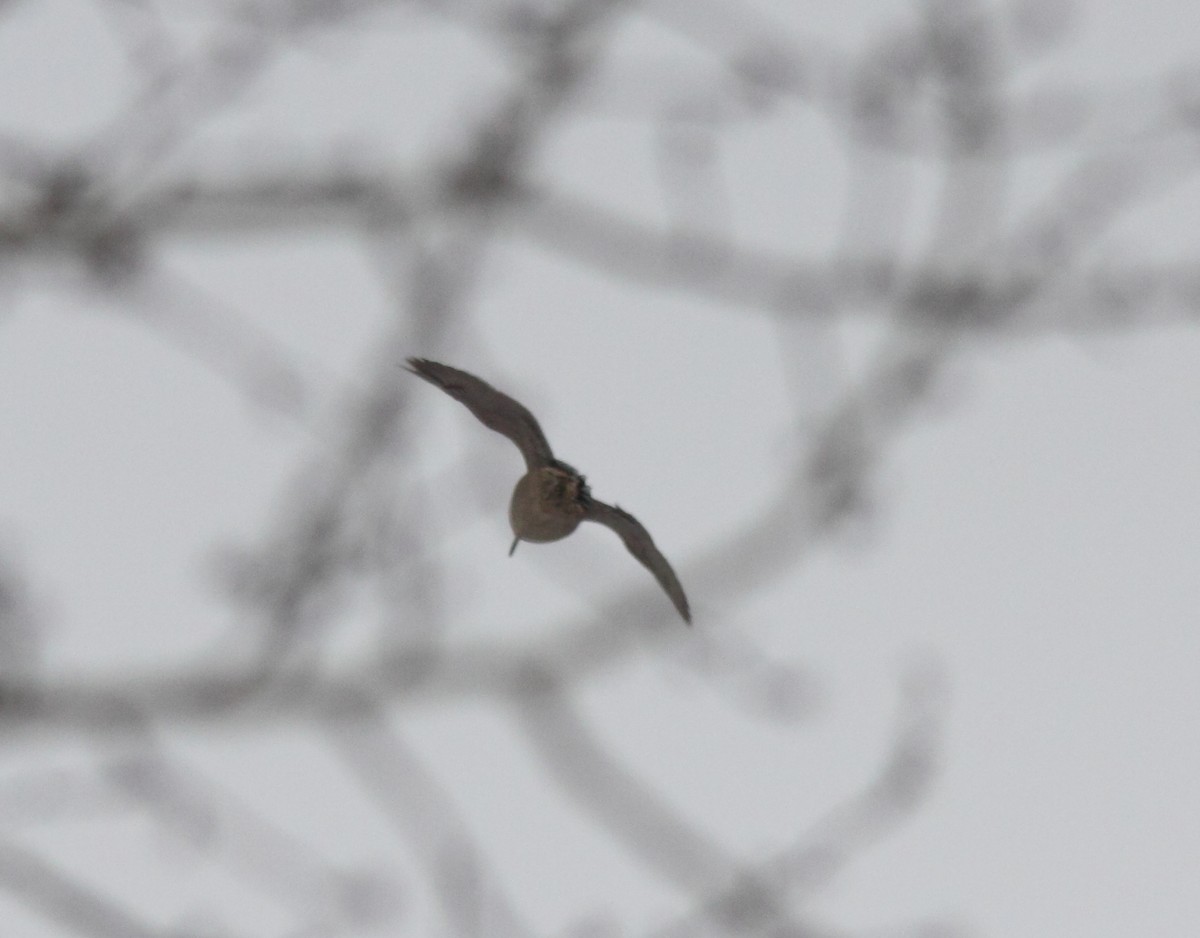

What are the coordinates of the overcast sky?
(0, 0, 1197, 935)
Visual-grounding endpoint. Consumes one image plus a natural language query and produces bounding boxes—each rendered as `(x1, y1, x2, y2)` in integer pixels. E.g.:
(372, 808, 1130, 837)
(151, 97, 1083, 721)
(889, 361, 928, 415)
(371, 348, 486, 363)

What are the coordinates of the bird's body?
(509, 464, 588, 543)
(406, 357, 691, 623)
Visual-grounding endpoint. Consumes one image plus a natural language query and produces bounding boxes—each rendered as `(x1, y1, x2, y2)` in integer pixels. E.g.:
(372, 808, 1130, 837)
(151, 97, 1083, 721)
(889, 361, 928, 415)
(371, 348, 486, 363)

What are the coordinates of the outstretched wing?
(406, 358, 554, 470)
(584, 499, 690, 623)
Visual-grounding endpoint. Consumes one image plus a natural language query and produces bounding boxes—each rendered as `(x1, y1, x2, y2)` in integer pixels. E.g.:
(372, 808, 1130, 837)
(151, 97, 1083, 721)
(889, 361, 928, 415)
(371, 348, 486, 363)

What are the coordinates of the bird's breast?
(509, 467, 586, 542)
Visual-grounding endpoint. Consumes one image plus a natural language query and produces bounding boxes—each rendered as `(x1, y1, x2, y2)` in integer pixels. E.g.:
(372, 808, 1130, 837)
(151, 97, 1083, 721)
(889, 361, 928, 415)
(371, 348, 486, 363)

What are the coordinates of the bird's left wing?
(406, 358, 554, 470)
(584, 499, 690, 623)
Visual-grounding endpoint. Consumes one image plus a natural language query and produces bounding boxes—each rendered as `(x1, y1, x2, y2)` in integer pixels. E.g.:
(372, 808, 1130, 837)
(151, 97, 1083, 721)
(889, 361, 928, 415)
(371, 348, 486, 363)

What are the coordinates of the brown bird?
(406, 357, 690, 623)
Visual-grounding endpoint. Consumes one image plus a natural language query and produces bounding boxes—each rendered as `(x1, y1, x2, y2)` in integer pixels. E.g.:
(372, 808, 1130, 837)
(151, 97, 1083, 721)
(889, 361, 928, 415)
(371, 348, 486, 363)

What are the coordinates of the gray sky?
(0, 0, 1197, 935)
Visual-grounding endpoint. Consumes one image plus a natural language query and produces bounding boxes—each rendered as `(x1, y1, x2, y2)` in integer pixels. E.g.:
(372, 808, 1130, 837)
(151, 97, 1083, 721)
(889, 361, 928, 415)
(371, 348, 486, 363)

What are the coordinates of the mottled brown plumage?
(406, 357, 690, 623)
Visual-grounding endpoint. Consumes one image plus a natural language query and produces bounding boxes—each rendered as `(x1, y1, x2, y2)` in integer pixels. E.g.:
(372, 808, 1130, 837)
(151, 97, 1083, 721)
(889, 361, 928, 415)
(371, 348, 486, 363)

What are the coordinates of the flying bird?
(406, 357, 690, 623)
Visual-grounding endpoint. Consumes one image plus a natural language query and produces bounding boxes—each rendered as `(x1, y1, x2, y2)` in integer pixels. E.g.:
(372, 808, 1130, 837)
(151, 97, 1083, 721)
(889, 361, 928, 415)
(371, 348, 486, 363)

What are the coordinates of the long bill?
(508, 535, 520, 556)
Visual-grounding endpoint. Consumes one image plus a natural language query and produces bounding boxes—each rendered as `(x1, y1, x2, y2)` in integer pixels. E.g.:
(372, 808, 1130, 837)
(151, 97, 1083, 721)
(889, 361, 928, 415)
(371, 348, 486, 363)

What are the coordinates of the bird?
(406, 357, 691, 623)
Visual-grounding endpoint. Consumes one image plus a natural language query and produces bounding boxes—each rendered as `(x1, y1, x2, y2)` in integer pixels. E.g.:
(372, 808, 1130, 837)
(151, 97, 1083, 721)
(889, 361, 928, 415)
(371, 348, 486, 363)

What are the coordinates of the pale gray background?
(0, 0, 1197, 935)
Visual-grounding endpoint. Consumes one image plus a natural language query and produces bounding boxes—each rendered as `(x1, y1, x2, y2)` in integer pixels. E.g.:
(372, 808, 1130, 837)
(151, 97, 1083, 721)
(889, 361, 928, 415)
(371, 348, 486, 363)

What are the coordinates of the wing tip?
(670, 582, 692, 624)
(405, 356, 436, 379)
(405, 357, 462, 393)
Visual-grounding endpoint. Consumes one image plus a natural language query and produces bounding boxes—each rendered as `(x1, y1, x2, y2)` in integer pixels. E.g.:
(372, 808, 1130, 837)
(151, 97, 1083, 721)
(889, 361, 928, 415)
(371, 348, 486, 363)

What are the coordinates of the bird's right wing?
(406, 358, 554, 470)
(585, 499, 691, 623)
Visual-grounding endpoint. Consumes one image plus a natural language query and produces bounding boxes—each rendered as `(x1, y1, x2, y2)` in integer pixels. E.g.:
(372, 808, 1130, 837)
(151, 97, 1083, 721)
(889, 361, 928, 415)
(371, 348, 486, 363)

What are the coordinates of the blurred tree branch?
(0, 0, 1194, 934)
